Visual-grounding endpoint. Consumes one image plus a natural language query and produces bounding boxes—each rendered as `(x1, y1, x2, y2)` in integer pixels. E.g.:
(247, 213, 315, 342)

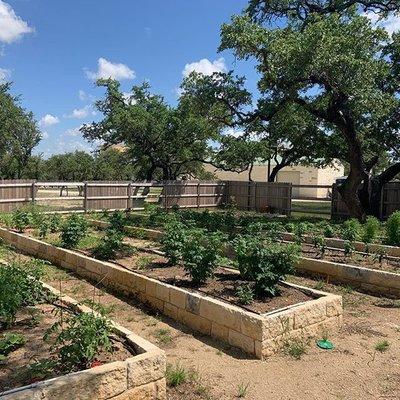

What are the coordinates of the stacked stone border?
(87, 220, 400, 299)
(0, 227, 342, 360)
(280, 232, 400, 258)
(0, 277, 166, 400)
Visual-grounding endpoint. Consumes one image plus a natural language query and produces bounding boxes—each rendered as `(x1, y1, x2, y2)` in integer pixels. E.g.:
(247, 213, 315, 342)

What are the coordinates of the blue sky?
(0, 0, 260, 157)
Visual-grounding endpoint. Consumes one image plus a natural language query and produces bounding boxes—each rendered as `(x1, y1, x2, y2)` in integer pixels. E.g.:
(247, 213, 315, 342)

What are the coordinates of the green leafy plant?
(323, 224, 335, 238)
(60, 214, 88, 249)
(92, 229, 124, 260)
(283, 337, 308, 360)
(161, 220, 187, 265)
(154, 328, 172, 344)
(108, 211, 125, 232)
(0, 333, 25, 356)
(341, 219, 361, 242)
(49, 214, 62, 233)
(386, 211, 400, 246)
(38, 217, 49, 239)
(11, 209, 30, 232)
(24, 359, 57, 382)
(311, 234, 327, 258)
(234, 236, 299, 297)
(0, 262, 45, 326)
(344, 240, 355, 257)
(181, 229, 222, 285)
(372, 248, 387, 265)
(236, 284, 254, 305)
(45, 311, 112, 372)
(361, 216, 380, 248)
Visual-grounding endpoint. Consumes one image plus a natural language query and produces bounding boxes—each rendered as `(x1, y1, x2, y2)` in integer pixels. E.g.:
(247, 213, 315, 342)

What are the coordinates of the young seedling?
(166, 363, 188, 387)
(237, 383, 249, 398)
(375, 340, 390, 353)
(283, 338, 308, 360)
(154, 328, 172, 344)
(236, 284, 254, 305)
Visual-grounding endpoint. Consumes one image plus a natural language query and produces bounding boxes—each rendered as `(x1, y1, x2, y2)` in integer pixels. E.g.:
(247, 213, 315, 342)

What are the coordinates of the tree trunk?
(268, 162, 286, 182)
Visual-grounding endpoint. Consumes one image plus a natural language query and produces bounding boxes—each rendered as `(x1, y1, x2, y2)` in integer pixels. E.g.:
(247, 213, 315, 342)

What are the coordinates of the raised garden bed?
(0, 277, 166, 400)
(87, 219, 400, 298)
(0, 227, 343, 360)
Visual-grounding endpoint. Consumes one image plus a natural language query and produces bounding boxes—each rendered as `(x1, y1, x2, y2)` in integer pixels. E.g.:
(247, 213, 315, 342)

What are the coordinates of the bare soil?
(300, 242, 400, 273)
(0, 303, 132, 393)
(2, 241, 399, 400)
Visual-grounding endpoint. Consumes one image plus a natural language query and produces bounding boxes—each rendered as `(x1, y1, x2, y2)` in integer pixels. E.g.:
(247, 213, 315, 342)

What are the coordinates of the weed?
(375, 340, 390, 353)
(283, 338, 308, 359)
(313, 280, 326, 291)
(237, 383, 249, 398)
(136, 255, 154, 270)
(154, 328, 172, 344)
(166, 363, 188, 387)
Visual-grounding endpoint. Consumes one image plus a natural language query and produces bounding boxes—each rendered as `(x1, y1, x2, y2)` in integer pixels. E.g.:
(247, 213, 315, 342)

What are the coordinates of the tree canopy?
(0, 83, 41, 179)
(81, 80, 218, 180)
(182, 1, 400, 219)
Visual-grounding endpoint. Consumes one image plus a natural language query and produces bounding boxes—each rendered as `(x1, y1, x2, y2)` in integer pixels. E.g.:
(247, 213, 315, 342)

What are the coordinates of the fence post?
(31, 181, 36, 204)
(127, 182, 132, 211)
(164, 181, 168, 210)
(83, 181, 88, 212)
(197, 182, 200, 208)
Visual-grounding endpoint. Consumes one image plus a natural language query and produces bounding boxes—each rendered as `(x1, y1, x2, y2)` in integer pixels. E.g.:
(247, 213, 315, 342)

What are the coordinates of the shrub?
(92, 229, 124, 260)
(236, 284, 254, 305)
(108, 211, 125, 232)
(49, 214, 62, 233)
(341, 219, 361, 242)
(234, 236, 299, 297)
(311, 234, 327, 258)
(181, 230, 222, 285)
(0, 262, 45, 326)
(161, 220, 187, 265)
(361, 216, 380, 246)
(60, 214, 88, 249)
(38, 217, 49, 239)
(45, 311, 112, 371)
(11, 209, 30, 232)
(323, 224, 335, 238)
(386, 211, 400, 246)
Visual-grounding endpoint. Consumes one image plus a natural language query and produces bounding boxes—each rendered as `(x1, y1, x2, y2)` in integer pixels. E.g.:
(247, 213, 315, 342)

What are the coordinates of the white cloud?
(0, 66, 10, 82)
(78, 89, 87, 101)
(39, 114, 59, 127)
(224, 128, 244, 138)
(64, 105, 95, 119)
(0, 1, 34, 44)
(86, 57, 135, 80)
(366, 12, 400, 35)
(122, 92, 137, 105)
(182, 57, 226, 77)
(41, 131, 49, 139)
(64, 126, 82, 137)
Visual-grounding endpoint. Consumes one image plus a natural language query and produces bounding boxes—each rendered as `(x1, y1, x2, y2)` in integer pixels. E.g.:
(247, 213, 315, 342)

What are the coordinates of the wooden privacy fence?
(0, 180, 292, 215)
(0, 180, 35, 212)
(331, 182, 400, 220)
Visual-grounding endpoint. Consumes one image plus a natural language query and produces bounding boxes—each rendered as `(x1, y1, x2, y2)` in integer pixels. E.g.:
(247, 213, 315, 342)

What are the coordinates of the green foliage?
(375, 340, 390, 353)
(45, 311, 112, 371)
(341, 219, 361, 242)
(24, 359, 57, 382)
(181, 230, 223, 285)
(283, 338, 308, 360)
(11, 209, 30, 232)
(344, 240, 355, 257)
(386, 211, 400, 246)
(237, 383, 249, 398)
(49, 214, 62, 233)
(108, 210, 126, 232)
(92, 229, 124, 260)
(154, 328, 172, 344)
(323, 224, 335, 238)
(38, 217, 49, 239)
(361, 217, 380, 245)
(161, 220, 187, 265)
(0, 262, 45, 326)
(166, 363, 188, 387)
(60, 214, 88, 249)
(234, 236, 300, 297)
(0, 333, 25, 356)
(311, 234, 327, 258)
(236, 284, 254, 305)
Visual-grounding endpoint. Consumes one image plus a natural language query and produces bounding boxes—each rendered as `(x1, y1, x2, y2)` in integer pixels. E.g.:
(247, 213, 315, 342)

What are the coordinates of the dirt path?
(4, 250, 400, 400)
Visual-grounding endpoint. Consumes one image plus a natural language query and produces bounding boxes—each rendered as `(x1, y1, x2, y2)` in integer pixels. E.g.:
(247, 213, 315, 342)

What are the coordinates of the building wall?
(203, 162, 344, 199)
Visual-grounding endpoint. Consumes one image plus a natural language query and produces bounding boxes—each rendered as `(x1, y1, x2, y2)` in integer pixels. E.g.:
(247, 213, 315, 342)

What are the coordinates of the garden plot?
(0, 261, 166, 400)
(86, 213, 400, 298)
(0, 212, 343, 359)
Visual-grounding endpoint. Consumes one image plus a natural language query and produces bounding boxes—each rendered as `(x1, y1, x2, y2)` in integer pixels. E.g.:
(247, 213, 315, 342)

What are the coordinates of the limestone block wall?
(0, 227, 342, 360)
(0, 278, 166, 400)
